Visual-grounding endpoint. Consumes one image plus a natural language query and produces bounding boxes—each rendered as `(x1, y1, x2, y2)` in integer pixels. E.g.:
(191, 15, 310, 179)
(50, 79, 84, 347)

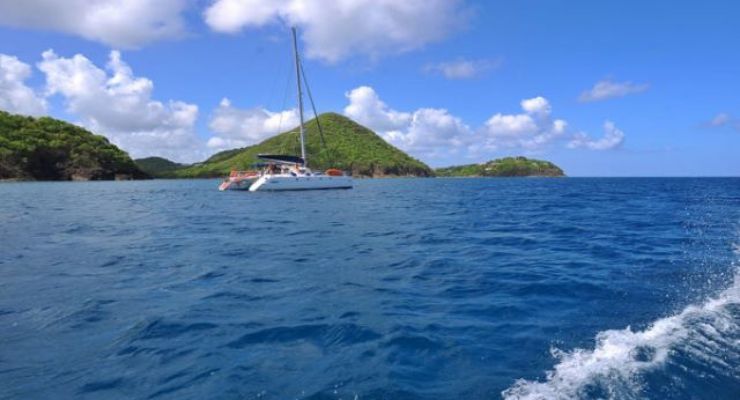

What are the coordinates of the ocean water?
(0, 178, 738, 400)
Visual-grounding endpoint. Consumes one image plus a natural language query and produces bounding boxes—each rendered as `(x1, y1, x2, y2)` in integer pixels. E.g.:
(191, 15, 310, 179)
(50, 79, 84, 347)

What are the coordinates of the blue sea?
(1, 178, 738, 399)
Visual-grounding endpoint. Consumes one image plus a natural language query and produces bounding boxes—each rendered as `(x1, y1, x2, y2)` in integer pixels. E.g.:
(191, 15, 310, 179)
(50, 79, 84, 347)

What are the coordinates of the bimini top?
(257, 154, 305, 165)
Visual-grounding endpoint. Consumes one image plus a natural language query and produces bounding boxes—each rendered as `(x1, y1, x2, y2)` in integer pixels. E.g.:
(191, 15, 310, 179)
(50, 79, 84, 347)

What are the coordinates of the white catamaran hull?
(249, 175, 352, 191)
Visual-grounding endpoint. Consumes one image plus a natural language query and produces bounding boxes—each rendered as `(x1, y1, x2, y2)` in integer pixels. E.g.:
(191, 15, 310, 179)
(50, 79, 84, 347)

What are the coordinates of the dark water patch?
(219, 248, 252, 257)
(99, 255, 126, 268)
(127, 318, 218, 341)
(78, 377, 125, 393)
(196, 270, 226, 281)
(286, 229, 314, 237)
(383, 335, 446, 352)
(250, 277, 279, 283)
(147, 368, 219, 399)
(202, 290, 263, 302)
(227, 323, 382, 348)
(62, 223, 88, 234)
(339, 311, 360, 319)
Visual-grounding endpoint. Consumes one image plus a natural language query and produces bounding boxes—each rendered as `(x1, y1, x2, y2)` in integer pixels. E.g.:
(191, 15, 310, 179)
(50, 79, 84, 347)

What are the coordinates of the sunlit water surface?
(1, 178, 738, 399)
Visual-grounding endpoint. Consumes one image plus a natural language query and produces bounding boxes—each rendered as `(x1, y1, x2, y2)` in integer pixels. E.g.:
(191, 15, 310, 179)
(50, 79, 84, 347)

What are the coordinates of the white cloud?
(579, 79, 649, 102)
(207, 98, 299, 151)
(386, 108, 471, 157)
(707, 112, 740, 132)
(204, 0, 470, 62)
(37, 50, 205, 162)
(0, 0, 188, 48)
(344, 87, 625, 163)
(520, 96, 551, 117)
(482, 114, 538, 137)
(568, 121, 625, 150)
(424, 58, 500, 79)
(0, 54, 47, 116)
(343, 86, 411, 132)
(343, 86, 470, 162)
(480, 97, 567, 151)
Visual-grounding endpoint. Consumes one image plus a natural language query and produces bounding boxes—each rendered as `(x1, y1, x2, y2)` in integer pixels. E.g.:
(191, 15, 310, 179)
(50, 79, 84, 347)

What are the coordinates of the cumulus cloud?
(0, 54, 47, 116)
(344, 86, 470, 162)
(479, 96, 568, 151)
(579, 79, 649, 102)
(343, 86, 411, 132)
(37, 50, 204, 162)
(207, 98, 299, 151)
(424, 58, 500, 79)
(385, 108, 471, 160)
(344, 86, 625, 163)
(520, 96, 551, 116)
(204, 0, 470, 62)
(568, 121, 625, 150)
(0, 0, 188, 48)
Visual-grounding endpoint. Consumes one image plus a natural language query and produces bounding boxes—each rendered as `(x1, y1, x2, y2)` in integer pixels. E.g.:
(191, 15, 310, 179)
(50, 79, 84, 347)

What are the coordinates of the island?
(134, 156, 185, 179)
(435, 157, 565, 177)
(0, 111, 148, 181)
(139, 113, 433, 178)
(2, 109, 564, 181)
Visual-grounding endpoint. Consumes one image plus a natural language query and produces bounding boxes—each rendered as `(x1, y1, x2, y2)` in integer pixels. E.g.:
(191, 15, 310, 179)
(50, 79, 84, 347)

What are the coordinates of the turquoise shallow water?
(0, 178, 738, 399)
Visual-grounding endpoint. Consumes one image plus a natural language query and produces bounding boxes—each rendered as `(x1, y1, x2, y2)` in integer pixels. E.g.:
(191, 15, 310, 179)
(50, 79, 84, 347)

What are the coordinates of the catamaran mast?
(291, 27, 307, 167)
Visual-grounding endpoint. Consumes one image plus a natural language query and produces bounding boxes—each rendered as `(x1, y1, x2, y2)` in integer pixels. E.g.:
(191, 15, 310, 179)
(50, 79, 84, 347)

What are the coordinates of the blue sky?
(0, 0, 738, 176)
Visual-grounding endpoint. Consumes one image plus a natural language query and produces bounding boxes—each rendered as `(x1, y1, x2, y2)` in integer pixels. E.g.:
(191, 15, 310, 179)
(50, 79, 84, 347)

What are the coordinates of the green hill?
(435, 156, 565, 177)
(134, 156, 184, 178)
(0, 110, 148, 181)
(174, 112, 432, 178)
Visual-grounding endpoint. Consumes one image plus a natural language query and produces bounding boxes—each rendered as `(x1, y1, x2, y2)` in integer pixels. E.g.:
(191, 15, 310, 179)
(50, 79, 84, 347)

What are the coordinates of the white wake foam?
(502, 260, 739, 399)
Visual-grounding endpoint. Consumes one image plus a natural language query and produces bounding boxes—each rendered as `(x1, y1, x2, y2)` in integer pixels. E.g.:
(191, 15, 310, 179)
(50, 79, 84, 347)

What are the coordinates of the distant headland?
(435, 157, 565, 177)
(0, 111, 148, 181)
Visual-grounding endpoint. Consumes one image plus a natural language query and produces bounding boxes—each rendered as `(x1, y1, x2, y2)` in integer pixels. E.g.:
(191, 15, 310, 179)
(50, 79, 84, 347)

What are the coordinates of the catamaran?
(219, 27, 353, 192)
